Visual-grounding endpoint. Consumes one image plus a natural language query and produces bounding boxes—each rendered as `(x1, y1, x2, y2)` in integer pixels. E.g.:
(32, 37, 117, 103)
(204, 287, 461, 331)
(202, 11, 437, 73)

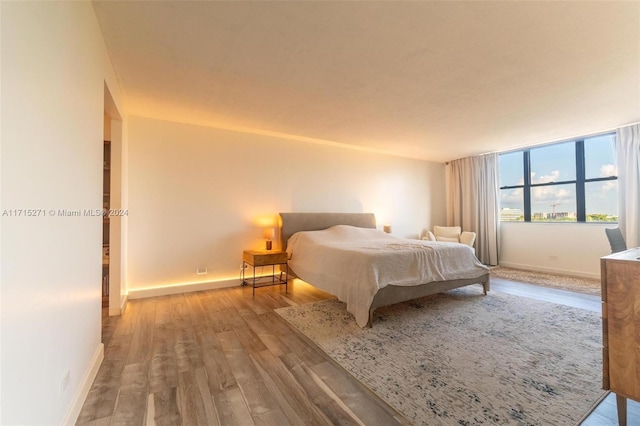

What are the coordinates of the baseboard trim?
(498, 262, 599, 280)
(61, 343, 104, 425)
(127, 277, 240, 299)
(120, 293, 128, 314)
(107, 293, 128, 316)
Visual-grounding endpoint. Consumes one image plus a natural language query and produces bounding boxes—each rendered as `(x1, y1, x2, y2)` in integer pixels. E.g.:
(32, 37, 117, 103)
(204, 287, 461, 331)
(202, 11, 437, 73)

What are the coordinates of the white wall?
(500, 222, 614, 279)
(1, 2, 125, 424)
(109, 118, 129, 315)
(127, 116, 446, 296)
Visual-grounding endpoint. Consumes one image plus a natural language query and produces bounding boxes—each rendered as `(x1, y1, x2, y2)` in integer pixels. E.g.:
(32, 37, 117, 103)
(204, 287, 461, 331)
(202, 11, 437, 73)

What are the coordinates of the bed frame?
(279, 212, 490, 327)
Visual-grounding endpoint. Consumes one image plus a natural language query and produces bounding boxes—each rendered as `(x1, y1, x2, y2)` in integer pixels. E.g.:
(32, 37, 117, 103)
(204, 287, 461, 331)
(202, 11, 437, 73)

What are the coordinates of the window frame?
(499, 135, 617, 223)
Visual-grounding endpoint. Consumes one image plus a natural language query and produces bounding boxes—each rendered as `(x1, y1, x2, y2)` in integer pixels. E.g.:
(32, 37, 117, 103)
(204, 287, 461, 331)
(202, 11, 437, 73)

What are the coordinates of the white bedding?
(286, 225, 490, 327)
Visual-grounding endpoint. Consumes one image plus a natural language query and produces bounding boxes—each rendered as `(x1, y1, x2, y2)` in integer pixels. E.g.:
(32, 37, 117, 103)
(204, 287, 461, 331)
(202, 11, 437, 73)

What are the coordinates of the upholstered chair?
(423, 226, 476, 249)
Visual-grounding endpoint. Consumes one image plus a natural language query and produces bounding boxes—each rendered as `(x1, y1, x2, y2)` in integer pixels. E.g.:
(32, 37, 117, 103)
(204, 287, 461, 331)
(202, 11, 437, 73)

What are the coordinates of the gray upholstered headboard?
(279, 212, 377, 250)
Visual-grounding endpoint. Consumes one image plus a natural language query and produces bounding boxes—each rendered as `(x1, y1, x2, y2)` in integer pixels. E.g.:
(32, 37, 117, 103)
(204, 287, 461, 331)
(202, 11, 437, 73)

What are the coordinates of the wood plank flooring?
(78, 281, 408, 425)
(79, 276, 637, 425)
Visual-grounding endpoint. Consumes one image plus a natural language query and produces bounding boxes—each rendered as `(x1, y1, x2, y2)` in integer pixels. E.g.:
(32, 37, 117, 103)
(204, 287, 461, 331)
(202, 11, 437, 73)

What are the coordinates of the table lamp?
(264, 227, 275, 250)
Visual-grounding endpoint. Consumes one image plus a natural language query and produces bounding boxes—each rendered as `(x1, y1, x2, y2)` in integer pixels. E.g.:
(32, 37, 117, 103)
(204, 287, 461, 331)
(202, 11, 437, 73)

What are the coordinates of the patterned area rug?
(275, 288, 604, 425)
(490, 267, 601, 296)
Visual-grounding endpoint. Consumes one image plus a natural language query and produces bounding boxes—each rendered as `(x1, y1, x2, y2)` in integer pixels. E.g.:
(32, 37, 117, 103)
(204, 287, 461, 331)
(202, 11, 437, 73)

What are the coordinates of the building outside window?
(499, 133, 617, 222)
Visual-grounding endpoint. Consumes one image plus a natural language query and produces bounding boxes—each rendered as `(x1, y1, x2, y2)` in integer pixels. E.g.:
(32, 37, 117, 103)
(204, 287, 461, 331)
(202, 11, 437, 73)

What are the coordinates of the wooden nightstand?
(241, 250, 288, 296)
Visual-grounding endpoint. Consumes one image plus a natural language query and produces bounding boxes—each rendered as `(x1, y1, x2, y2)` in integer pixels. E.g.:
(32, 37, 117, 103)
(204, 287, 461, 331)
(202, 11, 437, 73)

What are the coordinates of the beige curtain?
(446, 153, 500, 265)
(616, 124, 640, 248)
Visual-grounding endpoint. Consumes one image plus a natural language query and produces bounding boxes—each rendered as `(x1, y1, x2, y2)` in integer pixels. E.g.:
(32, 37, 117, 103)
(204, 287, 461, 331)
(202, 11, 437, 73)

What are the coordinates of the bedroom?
(1, 1, 639, 425)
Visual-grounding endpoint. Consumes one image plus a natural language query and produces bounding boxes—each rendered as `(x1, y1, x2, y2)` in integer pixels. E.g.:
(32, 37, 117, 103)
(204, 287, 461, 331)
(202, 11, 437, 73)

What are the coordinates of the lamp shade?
(263, 227, 275, 241)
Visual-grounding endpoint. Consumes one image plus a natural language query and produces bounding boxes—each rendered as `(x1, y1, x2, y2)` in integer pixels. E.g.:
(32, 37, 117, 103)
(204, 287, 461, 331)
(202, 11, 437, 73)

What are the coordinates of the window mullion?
(576, 140, 586, 222)
(524, 150, 531, 222)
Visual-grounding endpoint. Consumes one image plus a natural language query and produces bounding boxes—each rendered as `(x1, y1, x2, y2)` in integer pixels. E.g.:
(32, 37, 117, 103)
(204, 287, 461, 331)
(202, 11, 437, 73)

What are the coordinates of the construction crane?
(550, 202, 561, 219)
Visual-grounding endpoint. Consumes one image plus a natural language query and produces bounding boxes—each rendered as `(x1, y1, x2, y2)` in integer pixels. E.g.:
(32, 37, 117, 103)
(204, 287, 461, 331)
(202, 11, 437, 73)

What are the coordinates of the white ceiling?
(93, 1, 640, 162)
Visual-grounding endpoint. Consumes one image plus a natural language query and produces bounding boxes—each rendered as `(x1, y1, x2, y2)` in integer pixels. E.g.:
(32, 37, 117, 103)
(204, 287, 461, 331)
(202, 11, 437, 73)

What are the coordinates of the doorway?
(102, 83, 125, 337)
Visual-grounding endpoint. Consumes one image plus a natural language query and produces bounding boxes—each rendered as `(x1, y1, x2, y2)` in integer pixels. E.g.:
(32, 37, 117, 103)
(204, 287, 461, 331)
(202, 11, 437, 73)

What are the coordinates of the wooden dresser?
(601, 247, 640, 426)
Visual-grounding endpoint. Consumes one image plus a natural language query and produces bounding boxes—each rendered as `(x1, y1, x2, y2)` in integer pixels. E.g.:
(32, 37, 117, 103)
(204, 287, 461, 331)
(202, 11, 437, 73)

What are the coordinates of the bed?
(280, 212, 490, 328)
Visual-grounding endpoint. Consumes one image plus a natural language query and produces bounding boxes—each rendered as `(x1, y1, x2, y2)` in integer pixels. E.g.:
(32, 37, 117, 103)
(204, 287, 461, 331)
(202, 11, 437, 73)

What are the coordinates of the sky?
(500, 134, 617, 216)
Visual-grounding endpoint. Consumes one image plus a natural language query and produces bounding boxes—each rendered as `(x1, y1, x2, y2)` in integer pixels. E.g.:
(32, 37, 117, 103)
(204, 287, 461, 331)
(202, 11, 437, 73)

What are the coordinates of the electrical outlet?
(196, 267, 207, 275)
(60, 370, 70, 393)
(549, 255, 558, 261)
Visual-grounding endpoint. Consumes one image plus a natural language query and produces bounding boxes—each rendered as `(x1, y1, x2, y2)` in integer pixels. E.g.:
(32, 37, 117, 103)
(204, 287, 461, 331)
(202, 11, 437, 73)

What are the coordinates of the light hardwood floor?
(78, 276, 635, 425)
(78, 280, 409, 425)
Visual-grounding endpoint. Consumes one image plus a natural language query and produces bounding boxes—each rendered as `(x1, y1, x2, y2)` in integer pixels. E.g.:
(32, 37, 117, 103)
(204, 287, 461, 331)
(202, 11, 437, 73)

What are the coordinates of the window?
(499, 152, 524, 221)
(499, 134, 617, 222)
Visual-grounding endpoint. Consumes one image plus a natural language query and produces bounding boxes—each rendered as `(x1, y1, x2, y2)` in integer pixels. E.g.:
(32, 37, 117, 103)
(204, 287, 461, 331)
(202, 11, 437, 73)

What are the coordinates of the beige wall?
(1, 2, 125, 424)
(499, 222, 613, 279)
(127, 116, 446, 295)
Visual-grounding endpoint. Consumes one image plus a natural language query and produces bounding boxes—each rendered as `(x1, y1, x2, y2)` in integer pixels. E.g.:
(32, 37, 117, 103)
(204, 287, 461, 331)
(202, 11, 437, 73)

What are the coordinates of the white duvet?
(286, 225, 490, 327)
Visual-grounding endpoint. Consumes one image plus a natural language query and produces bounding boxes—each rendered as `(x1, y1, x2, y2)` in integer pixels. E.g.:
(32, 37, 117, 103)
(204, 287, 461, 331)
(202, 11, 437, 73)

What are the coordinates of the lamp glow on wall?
(264, 227, 275, 250)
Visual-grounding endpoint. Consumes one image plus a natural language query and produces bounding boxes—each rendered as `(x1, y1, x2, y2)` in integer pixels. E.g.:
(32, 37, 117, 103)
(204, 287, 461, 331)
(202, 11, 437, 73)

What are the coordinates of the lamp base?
(265, 240, 272, 250)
